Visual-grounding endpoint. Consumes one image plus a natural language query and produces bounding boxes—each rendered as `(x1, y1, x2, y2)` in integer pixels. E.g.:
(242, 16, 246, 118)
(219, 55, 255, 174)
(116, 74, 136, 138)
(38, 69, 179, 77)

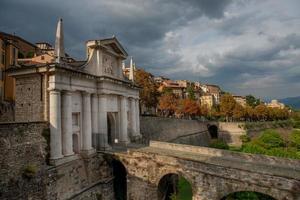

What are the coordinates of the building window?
(41, 55, 45, 60)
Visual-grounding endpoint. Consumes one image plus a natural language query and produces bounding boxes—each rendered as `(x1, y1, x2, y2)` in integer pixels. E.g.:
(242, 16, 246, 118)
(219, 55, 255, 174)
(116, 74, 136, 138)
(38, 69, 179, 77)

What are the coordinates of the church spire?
(129, 56, 134, 82)
(54, 18, 65, 63)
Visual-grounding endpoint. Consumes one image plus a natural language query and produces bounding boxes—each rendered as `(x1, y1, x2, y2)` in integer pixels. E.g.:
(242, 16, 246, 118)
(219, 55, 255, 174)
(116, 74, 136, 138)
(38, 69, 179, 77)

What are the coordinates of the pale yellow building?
(233, 95, 246, 107)
(266, 99, 285, 109)
(200, 94, 214, 109)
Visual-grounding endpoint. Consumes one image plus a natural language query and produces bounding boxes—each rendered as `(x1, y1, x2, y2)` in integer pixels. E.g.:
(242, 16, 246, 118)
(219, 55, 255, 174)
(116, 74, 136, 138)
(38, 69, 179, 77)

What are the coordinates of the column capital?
(62, 90, 73, 95)
(92, 93, 98, 98)
(48, 88, 61, 93)
(82, 91, 91, 96)
(98, 93, 108, 98)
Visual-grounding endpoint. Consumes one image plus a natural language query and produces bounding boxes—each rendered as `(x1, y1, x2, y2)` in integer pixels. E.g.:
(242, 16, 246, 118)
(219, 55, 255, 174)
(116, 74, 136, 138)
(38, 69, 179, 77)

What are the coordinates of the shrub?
(240, 135, 251, 143)
(256, 129, 285, 149)
(289, 130, 300, 150)
(292, 120, 300, 129)
(209, 139, 229, 150)
(23, 164, 37, 178)
(266, 147, 300, 159)
(241, 143, 266, 154)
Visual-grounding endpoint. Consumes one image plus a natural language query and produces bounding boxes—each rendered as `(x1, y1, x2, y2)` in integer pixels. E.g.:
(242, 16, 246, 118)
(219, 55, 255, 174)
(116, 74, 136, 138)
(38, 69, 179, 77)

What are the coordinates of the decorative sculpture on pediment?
(103, 55, 114, 75)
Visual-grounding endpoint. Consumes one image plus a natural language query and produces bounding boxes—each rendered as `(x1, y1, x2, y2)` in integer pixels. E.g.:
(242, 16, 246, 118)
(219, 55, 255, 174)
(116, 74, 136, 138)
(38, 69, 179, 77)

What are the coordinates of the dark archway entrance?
(112, 160, 127, 200)
(157, 174, 192, 200)
(107, 113, 116, 145)
(221, 191, 276, 200)
(208, 124, 218, 139)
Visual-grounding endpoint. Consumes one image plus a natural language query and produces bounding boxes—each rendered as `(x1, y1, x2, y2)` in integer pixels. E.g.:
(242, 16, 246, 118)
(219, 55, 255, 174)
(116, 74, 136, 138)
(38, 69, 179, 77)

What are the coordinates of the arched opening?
(221, 191, 276, 200)
(208, 125, 218, 139)
(107, 113, 116, 145)
(157, 173, 192, 200)
(112, 160, 127, 200)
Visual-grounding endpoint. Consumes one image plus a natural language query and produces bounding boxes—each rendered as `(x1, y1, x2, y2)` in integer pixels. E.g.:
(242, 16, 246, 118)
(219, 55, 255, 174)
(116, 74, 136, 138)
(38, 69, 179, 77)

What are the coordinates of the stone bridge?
(108, 141, 300, 200)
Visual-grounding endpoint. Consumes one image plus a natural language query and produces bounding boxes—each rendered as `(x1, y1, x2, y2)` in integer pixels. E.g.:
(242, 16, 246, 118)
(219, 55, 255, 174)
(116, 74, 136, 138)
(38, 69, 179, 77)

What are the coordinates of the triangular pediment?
(100, 37, 128, 57)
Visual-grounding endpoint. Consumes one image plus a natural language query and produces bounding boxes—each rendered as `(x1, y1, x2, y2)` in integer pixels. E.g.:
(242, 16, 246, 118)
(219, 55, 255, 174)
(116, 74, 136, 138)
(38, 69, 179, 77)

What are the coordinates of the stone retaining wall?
(140, 116, 246, 146)
(0, 121, 114, 200)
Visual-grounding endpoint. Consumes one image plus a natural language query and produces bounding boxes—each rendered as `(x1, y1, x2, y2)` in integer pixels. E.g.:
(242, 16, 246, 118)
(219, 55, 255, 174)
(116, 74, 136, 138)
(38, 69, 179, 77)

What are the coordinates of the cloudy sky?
(1, 0, 300, 99)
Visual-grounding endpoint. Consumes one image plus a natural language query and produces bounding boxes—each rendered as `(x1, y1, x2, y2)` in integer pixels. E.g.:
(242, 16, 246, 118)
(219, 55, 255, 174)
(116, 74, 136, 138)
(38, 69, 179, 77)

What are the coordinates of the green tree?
(186, 86, 196, 100)
(246, 95, 260, 107)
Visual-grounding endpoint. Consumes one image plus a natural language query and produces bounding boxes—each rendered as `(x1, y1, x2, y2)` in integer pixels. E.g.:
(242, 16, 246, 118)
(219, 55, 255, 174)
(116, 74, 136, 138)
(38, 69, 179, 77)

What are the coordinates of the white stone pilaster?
(82, 92, 93, 152)
(61, 90, 74, 156)
(120, 96, 129, 144)
(91, 94, 99, 148)
(135, 99, 141, 136)
(49, 89, 63, 160)
(98, 94, 109, 149)
(130, 98, 137, 137)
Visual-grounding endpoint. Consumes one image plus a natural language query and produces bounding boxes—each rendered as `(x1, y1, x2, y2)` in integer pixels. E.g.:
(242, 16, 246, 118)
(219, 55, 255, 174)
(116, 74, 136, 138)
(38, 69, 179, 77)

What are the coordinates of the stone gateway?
(8, 19, 141, 165)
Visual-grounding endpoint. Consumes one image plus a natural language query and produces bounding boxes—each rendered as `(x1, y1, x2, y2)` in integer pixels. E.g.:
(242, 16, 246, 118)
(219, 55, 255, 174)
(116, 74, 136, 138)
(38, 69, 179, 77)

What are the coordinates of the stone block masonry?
(0, 122, 48, 199)
(140, 116, 246, 146)
(0, 121, 114, 200)
(15, 74, 45, 122)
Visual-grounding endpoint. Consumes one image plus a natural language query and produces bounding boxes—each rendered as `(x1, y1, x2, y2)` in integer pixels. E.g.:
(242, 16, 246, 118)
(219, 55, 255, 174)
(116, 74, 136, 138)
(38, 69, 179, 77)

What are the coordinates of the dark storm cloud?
(0, 0, 232, 60)
(1, 0, 299, 98)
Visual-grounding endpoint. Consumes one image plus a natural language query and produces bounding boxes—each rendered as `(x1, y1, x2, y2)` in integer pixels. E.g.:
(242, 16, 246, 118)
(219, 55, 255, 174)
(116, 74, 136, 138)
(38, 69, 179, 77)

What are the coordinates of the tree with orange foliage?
(176, 99, 200, 119)
(233, 103, 246, 121)
(254, 104, 269, 121)
(158, 93, 178, 117)
(135, 69, 160, 111)
(220, 94, 236, 122)
(244, 105, 255, 121)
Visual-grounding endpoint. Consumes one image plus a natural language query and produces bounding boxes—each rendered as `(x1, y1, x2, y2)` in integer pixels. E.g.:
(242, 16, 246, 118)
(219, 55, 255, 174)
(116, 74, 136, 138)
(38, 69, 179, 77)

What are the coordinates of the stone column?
(130, 98, 137, 137)
(98, 94, 109, 149)
(61, 91, 74, 156)
(120, 96, 129, 144)
(91, 94, 99, 148)
(82, 92, 93, 152)
(135, 99, 141, 136)
(49, 89, 63, 160)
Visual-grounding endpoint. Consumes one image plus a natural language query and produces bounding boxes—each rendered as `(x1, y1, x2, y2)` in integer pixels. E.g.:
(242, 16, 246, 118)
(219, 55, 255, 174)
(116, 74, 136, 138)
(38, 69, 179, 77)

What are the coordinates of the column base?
(98, 144, 112, 151)
(49, 154, 79, 166)
(80, 148, 96, 158)
(130, 134, 142, 143)
(117, 140, 130, 146)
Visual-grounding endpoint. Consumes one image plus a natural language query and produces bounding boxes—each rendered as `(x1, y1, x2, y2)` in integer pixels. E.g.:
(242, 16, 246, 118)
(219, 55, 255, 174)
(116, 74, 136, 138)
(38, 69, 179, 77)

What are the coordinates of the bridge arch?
(111, 159, 127, 200)
(220, 191, 276, 200)
(157, 172, 193, 200)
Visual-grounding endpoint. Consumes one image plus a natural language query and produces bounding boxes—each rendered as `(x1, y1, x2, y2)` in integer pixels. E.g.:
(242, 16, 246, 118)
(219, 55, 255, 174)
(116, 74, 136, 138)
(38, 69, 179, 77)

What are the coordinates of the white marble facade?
(48, 38, 141, 161)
